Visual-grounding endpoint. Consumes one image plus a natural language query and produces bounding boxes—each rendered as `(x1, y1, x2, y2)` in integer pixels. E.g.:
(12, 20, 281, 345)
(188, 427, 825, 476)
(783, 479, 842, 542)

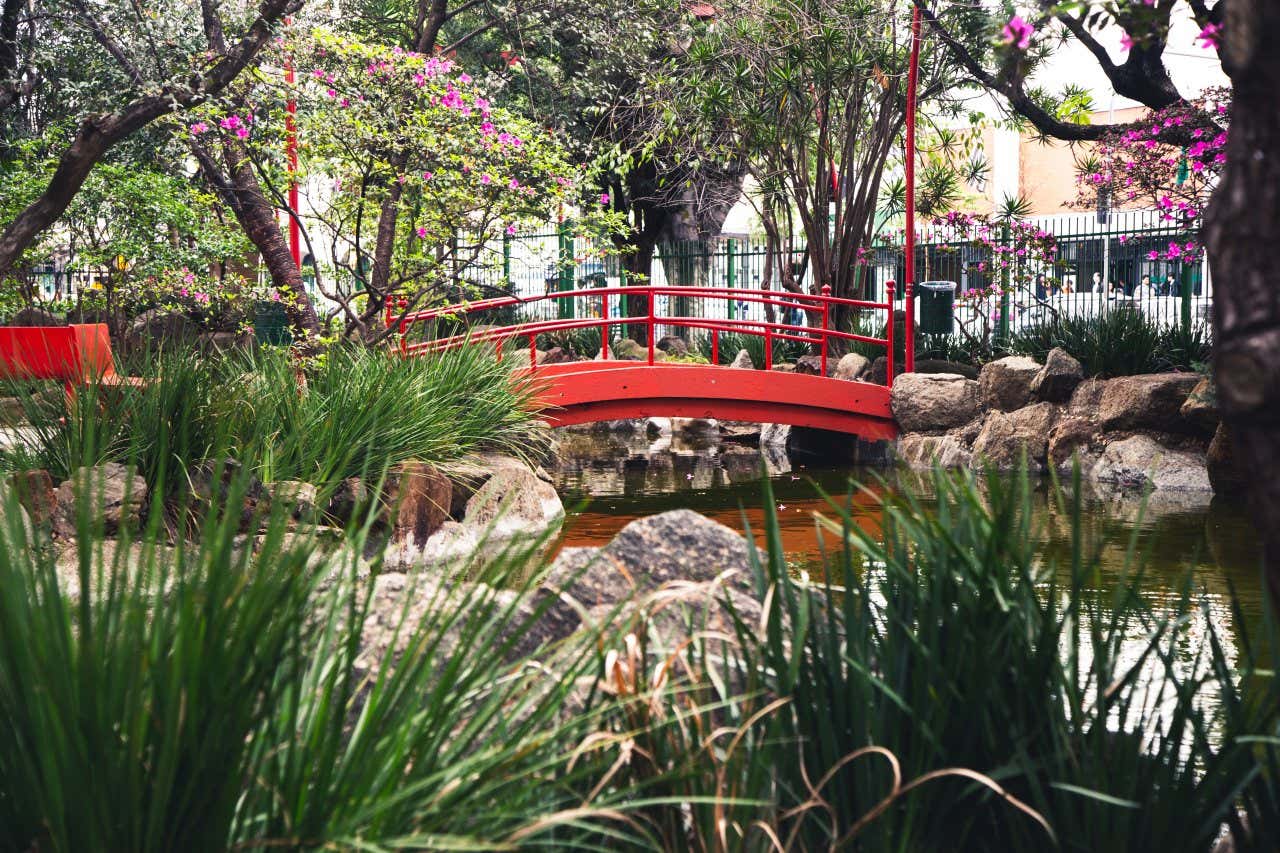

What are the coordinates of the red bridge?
(389, 284, 900, 440)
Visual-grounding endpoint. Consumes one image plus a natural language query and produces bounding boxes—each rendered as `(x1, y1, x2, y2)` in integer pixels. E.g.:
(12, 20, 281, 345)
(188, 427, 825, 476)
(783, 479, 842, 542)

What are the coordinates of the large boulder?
(128, 309, 192, 347)
(1207, 422, 1246, 495)
(8, 468, 57, 527)
(729, 348, 754, 370)
(978, 355, 1042, 412)
(611, 338, 665, 362)
(895, 433, 971, 469)
(1047, 415, 1100, 472)
(970, 403, 1059, 470)
(1090, 434, 1211, 492)
(1030, 347, 1084, 403)
(794, 355, 829, 376)
(1098, 373, 1201, 432)
(9, 306, 63, 327)
(890, 373, 981, 433)
(1068, 378, 1108, 416)
(760, 422, 791, 450)
(1179, 377, 1219, 434)
(833, 352, 870, 381)
(462, 460, 564, 541)
(655, 335, 689, 356)
(382, 461, 453, 546)
(541, 347, 582, 365)
(54, 463, 147, 536)
(542, 509, 758, 607)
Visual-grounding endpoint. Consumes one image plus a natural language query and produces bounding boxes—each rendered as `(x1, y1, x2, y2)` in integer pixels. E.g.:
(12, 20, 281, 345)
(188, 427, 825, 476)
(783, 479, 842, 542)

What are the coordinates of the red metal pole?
(885, 280, 896, 387)
(599, 289, 609, 359)
(397, 297, 408, 356)
(820, 283, 831, 376)
(647, 289, 655, 365)
(284, 20, 301, 269)
(904, 3, 921, 374)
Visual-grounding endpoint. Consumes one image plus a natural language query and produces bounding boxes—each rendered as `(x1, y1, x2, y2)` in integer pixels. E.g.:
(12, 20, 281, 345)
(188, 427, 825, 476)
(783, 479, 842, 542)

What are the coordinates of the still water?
(549, 424, 1268, 667)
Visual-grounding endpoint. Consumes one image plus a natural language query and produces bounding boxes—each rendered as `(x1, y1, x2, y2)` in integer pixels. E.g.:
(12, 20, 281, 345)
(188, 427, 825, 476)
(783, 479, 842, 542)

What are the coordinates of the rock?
(128, 309, 191, 347)
(0, 396, 24, 426)
(54, 463, 147, 536)
(760, 422, 790, 450)
(1068, 378, 1108, 416)
(8, 468, 57, 526)
(970, 403, 1058, 470)
(381, 461, 452, 548)
(895, 433, 972, 469)
(948, 416, 985, 447)
(186, 457, 267, 526)
(729, 348, 754, 370)
(771, 363, 796, 373)
(0, 481, 35, 546)
(1047, 416, 1100, 471)
(914, 359, 980, 380)
(196, 330, 254, 354)
(463, 461, 565, 541)
(326, 476, 370, 524)
(9, 306, 64, 327)
(1091, 434, 1211, 492)
(1030, 348, 1084, 403)
(270, 480, 319, 520)
(1179, 377, 1219, 434)
(978, 355, 1042, 412)
(1207, 423, 1245, 495)
(719, 444, 763, 482)
(833, 352, 871, 381)
(865, 356, 901, 386)
(508, 348, 548, 369)
(541, 346, 582, 365)
(673, 417, 719, 437)
(645, 417, 673, 437)
(794, 355, 829, 376)
(542, 509, 758, 607)
(611, 338, 666, 361)
(1098, 373, 1201, 433)
(890, 373, 981, 433)
(655, 335, 689, 356)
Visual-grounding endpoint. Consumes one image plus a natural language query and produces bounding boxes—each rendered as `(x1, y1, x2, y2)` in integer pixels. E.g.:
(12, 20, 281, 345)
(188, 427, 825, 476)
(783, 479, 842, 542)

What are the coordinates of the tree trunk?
(1203, 0, 1280, 603)
(194, 139, 320, 336)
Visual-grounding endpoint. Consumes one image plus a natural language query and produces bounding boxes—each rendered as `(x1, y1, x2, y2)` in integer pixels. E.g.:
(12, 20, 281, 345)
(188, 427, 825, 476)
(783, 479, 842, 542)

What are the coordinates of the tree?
(915, 0, 1280, 598)
(644, 0, 962, 334)
(0, 0, 306, 290)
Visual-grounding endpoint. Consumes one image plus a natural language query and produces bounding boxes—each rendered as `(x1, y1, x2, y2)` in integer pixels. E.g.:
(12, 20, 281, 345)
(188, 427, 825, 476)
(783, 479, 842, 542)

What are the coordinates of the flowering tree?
(1075, 90, 1229, 264)
(193, 30, 618, 337)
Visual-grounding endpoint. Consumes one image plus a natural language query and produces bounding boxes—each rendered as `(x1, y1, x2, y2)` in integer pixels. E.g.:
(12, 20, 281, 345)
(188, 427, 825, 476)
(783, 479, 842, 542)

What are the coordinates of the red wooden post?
(397, 297, 408, 356)
(764, 326, 773, 371)
(529, 334, 538, 372)
(885, 280, 896, 388)
(904, 3, 921, 374)
(384, 294, 394, 329)
(600, 289, 609, 359)
(820, 283, 831, 376)
(647, 288, 656, 365)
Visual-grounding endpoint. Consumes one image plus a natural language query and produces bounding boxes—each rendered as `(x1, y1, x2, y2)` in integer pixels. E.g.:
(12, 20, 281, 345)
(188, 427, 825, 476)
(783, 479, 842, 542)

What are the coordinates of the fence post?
(1180, 264, 1193, 331)
(998, 220, 1011, 348)
(712, 329, 719, 365)
(502, 230, 512, 287)
(764, 327, 773, 371)
(885, 281, 896, 388)
(726, 238, 737, 320)
(557, 222, 574, 320)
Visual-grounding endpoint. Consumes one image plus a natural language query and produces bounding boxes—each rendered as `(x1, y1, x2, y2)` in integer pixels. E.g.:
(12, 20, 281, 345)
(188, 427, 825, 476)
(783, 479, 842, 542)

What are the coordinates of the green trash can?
(254, 300, 292, 347)
(917, 281, 956, 335)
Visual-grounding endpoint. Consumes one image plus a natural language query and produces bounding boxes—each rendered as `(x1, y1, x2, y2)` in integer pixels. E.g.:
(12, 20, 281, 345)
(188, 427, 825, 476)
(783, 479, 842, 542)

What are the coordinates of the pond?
(549, 424, 1268, 675)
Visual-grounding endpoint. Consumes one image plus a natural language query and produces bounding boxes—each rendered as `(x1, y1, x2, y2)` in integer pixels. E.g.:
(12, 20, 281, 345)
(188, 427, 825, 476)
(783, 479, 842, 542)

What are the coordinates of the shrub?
(1008, 306, 1212, 377)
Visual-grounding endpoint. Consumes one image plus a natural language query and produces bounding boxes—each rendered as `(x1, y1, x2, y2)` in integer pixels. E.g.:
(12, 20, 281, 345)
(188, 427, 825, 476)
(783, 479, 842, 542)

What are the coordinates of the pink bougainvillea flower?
(480, 173, 492, 185)
(599, 192, 610, 205)
(235, 126, 249, 139)
(219, 115, 241, 130)
(422, 171, 433, 181)
(1196, 22, 1222, 50)
(508, 178, 520, 189)
(458, 72, 472, 84)
(416, 226, 427, 238)
(1119, 32, 1135, 52)
(506, 224, 517, 235)
(1000, 15, 1034, 50)
(189, 122, 208, 135)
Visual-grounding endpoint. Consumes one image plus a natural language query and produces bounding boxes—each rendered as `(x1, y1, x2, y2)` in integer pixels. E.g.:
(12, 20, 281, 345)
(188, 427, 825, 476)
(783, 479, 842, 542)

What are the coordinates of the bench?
(0, 324, 138, 395)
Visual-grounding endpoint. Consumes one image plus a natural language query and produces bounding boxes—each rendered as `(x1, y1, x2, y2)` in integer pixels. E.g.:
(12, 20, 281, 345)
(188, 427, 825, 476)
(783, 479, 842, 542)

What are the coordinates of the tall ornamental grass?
(1009, 306, 1212, 376)
(0, 343, 546, 488)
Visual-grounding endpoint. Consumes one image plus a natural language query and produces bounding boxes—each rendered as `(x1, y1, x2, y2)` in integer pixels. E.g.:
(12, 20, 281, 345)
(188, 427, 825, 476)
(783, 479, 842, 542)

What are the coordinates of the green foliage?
(1009, 307, 1212, 377)
(1, 344, 545, 487)
(0, 470, 618, 851)
(692, 329, 807, 367)
(739, 469, 1273, 850)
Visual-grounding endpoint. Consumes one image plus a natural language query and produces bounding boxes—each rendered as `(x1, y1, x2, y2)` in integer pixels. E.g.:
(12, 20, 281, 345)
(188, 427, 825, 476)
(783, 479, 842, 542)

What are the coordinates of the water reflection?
(550, 424, 1268, 702)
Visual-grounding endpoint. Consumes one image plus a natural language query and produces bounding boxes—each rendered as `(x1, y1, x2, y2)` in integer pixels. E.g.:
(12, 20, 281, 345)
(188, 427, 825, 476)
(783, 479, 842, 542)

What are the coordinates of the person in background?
(1091, 271, 1103, 293)
(1164, 273, 1178, 297)
(1061, 277, 1075, 294)
(1034, 274, 1048, 300)
(1134, 274, 1156, 300)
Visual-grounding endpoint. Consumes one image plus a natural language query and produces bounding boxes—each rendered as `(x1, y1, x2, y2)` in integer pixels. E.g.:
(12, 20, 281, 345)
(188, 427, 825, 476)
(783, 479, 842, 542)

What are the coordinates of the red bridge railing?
(386, 284, 896, 385)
